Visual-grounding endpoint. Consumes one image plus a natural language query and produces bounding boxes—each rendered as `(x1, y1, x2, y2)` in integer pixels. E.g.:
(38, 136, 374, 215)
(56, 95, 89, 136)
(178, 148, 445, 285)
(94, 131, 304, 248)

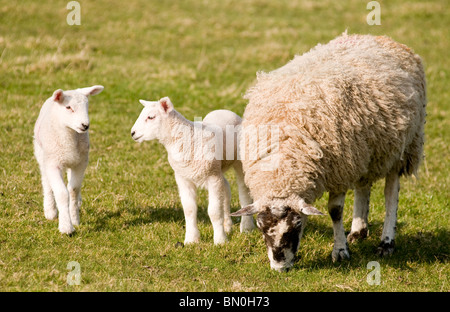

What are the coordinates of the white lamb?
(34, 85, 104, 234)
(131, 97, 255, 244)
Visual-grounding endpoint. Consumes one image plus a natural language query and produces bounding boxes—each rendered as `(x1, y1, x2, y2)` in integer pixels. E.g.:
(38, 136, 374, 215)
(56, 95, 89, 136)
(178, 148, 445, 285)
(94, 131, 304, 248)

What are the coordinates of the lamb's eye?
(147, 116, 155, 120)
(66, 106, 71, 110)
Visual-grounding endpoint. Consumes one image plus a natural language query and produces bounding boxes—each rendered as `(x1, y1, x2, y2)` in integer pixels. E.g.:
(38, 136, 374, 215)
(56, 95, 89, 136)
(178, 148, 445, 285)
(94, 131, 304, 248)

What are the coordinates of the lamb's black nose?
(81, 123, 89, 131)
(131, 131, 135, 137)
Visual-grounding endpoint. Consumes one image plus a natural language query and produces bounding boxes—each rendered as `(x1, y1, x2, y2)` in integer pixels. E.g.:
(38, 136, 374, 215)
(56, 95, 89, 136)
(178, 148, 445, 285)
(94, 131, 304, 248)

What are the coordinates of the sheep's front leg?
(328, 192, 350, 262)
(207, 175, 227, 245)
(348, 184, 371, 243)
(175, 174, 200, 244)
(40, 170, 57, 220)
(67, 163, 86, 227)
(222, 178, 233, 234)
(378, 171, 400, 256)
(46, 166, 74, 234)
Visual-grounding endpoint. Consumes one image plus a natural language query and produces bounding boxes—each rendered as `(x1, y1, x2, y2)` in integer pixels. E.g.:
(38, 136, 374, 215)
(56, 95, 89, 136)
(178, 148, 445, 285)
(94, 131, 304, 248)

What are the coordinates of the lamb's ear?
(52, 89, 64, 103)
(298, 201, 324, 216)
(139, 99, 151, 107)
(78, 85, 104, 97)
(231, 203, 260, 217)
(159, 97, 174, 114)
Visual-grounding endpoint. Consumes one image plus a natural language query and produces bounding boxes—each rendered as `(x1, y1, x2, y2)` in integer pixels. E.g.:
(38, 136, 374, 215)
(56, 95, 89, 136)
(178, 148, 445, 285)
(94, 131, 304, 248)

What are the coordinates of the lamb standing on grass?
(232, 33, 426, 271)
(131, 97, 255, 245)
(34, 85, 104, 234)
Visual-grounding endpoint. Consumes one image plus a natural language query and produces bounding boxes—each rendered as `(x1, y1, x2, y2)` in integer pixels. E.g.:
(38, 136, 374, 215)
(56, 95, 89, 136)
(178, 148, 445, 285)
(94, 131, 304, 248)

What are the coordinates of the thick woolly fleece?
(241, 33, 426, 205)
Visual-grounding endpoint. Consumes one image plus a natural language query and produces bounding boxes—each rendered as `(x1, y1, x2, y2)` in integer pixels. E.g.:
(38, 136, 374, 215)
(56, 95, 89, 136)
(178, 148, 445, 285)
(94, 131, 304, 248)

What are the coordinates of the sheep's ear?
(298, 201, 324, 216)
(78, 85, 104, 97)
(231, 203, 260, 216)
(139, 99, 150, 107)
(139, 99, 159, 107)
(52, 89, 64, 103)
(159, 97, 174, 114)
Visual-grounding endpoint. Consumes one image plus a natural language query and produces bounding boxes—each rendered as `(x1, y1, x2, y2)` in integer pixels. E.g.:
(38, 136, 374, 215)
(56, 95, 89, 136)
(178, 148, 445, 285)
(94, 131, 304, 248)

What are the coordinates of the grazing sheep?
(232, 33, 426, 271)
(131, 97, 255, 244)
(34, 85, 104, 234)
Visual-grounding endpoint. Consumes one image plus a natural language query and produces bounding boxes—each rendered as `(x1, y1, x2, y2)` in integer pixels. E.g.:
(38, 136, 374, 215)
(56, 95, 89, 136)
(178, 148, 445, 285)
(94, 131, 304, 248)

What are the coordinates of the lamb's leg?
(46, 166, 74, 234)
(41, 170, 57, 220)
(328, 192, 350, 262)
(207, 175, 227, 245)
(67, 164, 86, 227)
(175, 174, 200, 244)
(222, 178, 233, 234)
(378, 171, 400, 256)
(233, 162, 256, 232)
(348, 184, 371, 243)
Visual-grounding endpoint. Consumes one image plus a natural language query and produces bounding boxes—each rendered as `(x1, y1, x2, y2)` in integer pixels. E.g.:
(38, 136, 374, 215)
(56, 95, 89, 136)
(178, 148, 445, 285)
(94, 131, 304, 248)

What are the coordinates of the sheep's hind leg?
(207, 175, 227, 245)
(378, 171, 400, 256)
(67, 164, 86, 227)
(175, 174, 200, 244)
(328, 192, 350, 262)
(348, 184, 371, 243)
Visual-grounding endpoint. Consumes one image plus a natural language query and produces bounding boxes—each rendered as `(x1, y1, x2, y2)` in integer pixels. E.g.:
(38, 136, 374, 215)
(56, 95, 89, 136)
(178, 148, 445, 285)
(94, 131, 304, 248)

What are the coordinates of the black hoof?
(347, 228, 368, 243)
(377, 239, 395, 257)
(332, 247, 351, 262)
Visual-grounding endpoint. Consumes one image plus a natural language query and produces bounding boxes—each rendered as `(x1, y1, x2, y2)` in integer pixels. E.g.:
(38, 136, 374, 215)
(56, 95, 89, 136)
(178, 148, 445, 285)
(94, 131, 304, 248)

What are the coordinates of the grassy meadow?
(0, 0, 448, 291)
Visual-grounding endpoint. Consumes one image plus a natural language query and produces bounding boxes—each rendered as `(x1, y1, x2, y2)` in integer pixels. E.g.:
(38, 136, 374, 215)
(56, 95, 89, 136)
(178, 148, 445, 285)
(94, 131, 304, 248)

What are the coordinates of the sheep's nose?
(81, 123, 89, 131)
(131, 131, 136, 137)
(273, 266, 291, 273)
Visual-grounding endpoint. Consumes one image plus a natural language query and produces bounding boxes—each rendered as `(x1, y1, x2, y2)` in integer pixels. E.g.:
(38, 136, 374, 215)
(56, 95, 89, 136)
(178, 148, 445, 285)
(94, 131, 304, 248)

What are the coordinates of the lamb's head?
(131, 97, 173, 143)
(231, 197, 323, 272)
(51, 85, 104, 133)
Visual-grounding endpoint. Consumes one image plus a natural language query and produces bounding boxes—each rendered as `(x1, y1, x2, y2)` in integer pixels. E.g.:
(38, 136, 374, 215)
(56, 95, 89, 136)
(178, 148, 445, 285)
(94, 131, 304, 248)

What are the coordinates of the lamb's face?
(131, 102, 162, 142)
(51, 85, 104, 134)
(131, 97, 173, 143)
(231, 197, 324, 272)
(60, 91, 90, 133)
(256, 206, 306, 272)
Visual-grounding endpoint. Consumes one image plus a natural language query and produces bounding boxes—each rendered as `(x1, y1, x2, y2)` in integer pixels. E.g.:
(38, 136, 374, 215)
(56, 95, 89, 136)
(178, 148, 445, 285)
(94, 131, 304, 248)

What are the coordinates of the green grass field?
(0, 0, 448, 291)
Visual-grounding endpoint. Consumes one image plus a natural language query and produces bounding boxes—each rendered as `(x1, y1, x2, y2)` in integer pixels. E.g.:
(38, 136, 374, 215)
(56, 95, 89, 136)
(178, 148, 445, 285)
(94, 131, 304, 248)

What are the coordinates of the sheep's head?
(231, 197, 323, 272)
(131, 97, 173, 143)
(51, 85, 104, 133)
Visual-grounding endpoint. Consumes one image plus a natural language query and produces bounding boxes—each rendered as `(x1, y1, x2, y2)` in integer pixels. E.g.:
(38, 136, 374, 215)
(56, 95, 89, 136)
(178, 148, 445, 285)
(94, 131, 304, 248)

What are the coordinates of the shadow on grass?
(295, 219, 449, 271)
(87, 199, 214, 232)
(87, 201, 448, 271)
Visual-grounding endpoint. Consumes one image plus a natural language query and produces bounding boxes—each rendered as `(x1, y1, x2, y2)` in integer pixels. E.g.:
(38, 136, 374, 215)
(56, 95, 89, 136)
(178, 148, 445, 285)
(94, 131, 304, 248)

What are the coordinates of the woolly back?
(241, 33, 426, 203)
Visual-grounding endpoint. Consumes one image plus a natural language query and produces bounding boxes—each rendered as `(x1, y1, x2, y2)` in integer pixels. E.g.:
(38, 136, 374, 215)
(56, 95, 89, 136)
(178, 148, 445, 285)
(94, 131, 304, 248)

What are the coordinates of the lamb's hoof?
(71, 217, 80, 227)
(332, 247, 351, 262)
(44, 209, 58, 221)
(184, 237, 200, 245)
(59, 223, 75, 235)
(347, 228, 368, 243)
(184, 230, 200, 245)
(224, 218, 233, 234)
(213, 234, 228, 245)
(377, 239, 395, 257)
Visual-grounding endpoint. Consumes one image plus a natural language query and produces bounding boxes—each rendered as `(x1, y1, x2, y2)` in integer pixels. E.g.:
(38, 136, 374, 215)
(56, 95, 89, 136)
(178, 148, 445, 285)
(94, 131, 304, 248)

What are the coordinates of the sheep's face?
(257, 206, 306, 272)
(52, 86, 104, 133)
(231, 198, 324, 272)
(131, 97, 173, 143)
